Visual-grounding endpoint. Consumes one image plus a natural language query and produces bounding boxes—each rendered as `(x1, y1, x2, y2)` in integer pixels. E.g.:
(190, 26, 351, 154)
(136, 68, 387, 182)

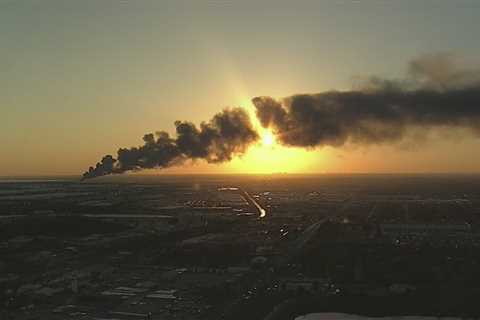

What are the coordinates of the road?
(241, 189, 267, 218)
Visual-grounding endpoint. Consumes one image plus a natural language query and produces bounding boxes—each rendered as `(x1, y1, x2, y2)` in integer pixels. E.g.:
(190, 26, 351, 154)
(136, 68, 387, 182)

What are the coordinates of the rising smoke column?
(82, 107, 259, 179)
(253, 53, 480, 148)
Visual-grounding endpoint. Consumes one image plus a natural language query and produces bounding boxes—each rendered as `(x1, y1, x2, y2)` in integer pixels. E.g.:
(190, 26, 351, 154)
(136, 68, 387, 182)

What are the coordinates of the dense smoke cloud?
(83, 53, 480, 179)
(82, 108, 258, 179)
(253, 54, 480, 148)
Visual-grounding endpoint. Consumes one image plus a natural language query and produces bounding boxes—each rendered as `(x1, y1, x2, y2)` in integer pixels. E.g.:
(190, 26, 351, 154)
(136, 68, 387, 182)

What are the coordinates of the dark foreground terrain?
(2, 174, 480, 320)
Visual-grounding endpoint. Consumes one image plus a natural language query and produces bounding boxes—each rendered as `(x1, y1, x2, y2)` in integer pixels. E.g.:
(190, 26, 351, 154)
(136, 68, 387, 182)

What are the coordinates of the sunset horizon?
(4, 2, 480, 319)
(3, 1, 480, 177)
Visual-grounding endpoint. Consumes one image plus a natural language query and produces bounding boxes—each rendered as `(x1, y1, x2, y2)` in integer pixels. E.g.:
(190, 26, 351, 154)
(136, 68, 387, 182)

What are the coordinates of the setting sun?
(224, 101, 320, 174)
(262, 130, 275, 147)
(221, 98, 320, 174)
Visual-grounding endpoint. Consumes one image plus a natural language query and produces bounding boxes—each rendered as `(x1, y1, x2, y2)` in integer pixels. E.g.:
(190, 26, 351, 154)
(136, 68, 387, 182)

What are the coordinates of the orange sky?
(2, 1, 480, 176)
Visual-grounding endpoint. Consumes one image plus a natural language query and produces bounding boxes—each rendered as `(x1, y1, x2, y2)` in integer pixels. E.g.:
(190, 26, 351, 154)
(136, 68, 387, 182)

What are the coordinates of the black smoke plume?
(253, 53, 480, 148)
(83, 54, 480, 179)
(82, 108, 258, 179)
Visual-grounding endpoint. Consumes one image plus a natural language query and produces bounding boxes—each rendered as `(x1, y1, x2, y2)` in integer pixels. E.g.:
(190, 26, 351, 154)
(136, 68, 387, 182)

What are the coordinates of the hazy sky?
(2, 0, 480, 176)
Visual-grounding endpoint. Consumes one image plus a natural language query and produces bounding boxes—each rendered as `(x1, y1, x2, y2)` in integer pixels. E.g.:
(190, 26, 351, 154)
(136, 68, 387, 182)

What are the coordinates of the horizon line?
(2, 171, 480, 179)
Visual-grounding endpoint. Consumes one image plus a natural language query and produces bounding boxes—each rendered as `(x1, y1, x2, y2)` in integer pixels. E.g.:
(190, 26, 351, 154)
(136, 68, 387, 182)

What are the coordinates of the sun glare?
(262, 130, 275, 147)
(222, 98, 321, 174)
